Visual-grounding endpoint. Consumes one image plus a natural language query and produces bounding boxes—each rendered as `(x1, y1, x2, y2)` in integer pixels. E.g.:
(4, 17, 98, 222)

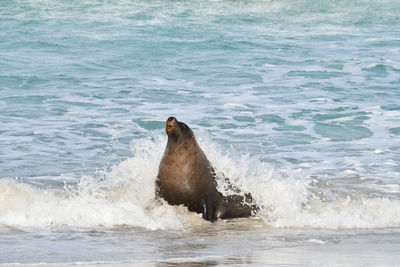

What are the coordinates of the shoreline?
(2, 241, 400, 266)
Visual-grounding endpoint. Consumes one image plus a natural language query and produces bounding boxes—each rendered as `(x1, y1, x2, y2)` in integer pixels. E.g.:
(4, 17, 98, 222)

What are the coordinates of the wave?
(1, 134, 400, 230)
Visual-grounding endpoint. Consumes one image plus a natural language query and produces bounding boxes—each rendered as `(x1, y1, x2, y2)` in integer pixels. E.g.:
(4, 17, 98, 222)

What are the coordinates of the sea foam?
(1, 134, 400, 230)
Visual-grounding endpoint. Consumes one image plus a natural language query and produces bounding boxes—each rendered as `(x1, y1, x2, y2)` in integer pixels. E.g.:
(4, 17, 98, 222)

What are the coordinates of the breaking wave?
(1, 134, 400, 230)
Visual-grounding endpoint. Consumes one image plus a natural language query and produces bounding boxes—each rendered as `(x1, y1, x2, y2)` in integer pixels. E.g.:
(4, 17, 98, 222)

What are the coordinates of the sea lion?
(156, 117, 256, 222)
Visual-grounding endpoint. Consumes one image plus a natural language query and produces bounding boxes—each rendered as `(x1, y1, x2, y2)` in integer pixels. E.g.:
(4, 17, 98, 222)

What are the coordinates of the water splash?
(1, 134, 400, 230)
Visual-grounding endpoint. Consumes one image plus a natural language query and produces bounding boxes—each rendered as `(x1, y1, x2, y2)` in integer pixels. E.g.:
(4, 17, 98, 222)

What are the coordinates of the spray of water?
(1, 133, 400, 230)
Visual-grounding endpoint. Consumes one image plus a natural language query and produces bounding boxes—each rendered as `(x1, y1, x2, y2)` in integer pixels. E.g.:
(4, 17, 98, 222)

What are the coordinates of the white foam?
(1, 134, 400, 230)
(197, 136, 400, 230)
(307, 239, 325, 244)
(223, 103, 249, 109)
(0, 135, 204, 230)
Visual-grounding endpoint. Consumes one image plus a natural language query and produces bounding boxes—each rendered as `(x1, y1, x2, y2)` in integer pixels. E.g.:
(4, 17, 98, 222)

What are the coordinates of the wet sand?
(13, 240, 398, 267)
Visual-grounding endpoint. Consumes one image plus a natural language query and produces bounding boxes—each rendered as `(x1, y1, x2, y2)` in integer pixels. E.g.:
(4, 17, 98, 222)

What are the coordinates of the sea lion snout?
(166, 116, 177, 135)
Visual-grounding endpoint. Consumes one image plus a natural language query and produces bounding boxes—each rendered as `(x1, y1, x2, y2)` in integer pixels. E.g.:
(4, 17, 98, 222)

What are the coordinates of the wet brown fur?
(156, 117, 256, 221)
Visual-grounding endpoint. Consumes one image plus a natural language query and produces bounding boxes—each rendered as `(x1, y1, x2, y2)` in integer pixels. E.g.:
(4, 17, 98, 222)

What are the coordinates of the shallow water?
(1, 0, 400, 265)
(2, 222, 400, 265)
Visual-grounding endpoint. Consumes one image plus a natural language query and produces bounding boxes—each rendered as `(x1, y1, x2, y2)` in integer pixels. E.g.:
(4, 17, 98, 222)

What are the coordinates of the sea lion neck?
(166, 134, 183, 149)
(166, 134, 195, 154)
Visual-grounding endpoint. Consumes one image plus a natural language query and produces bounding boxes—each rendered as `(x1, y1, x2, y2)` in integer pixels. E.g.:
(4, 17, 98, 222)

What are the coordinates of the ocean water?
(1, 0, 400, 265)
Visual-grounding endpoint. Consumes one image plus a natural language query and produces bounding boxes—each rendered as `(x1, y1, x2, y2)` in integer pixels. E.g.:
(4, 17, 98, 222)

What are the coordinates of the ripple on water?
(389, 127, 400, 136)
(314, 123, 373, 141)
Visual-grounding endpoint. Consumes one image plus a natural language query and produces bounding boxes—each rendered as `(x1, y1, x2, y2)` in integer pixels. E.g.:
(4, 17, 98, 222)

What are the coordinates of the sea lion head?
(165, 117, 194, 143)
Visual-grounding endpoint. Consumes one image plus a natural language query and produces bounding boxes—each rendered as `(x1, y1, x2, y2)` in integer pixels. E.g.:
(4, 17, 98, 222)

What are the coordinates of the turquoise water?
(1, 0, 400, 265)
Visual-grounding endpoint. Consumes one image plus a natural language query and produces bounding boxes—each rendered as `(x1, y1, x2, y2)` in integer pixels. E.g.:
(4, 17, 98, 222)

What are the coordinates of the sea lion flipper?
(217, 193, 256, 219)
(201, 195, 218, 222)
